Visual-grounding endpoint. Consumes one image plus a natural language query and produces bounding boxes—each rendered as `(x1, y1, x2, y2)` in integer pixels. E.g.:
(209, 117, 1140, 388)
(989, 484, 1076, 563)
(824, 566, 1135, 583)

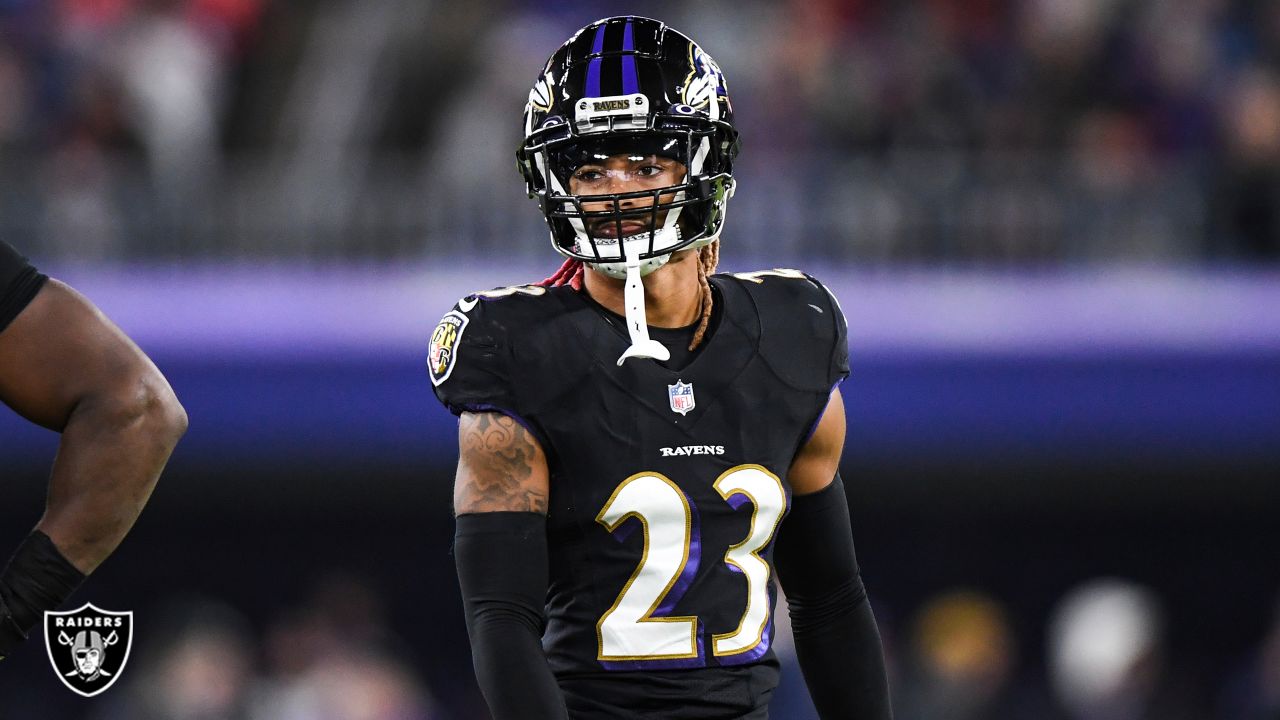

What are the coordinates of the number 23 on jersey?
(595, 464, 787, 666)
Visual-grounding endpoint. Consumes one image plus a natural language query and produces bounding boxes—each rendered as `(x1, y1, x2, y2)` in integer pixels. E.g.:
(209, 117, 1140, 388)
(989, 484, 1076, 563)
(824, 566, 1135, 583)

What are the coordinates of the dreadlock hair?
(689, 240, 719, 351)
(537, 257, 585, 291)
(538, 241, 721, 351)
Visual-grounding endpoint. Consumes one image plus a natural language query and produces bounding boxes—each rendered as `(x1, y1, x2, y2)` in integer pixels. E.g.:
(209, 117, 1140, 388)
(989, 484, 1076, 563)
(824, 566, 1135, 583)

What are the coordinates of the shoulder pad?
(716, 269, 848, 392)
(429, 283, 587, 417)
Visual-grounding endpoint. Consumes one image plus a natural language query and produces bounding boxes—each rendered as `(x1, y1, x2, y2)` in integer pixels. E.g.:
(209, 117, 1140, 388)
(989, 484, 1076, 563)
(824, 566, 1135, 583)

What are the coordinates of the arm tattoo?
(455, 412, 549, 515)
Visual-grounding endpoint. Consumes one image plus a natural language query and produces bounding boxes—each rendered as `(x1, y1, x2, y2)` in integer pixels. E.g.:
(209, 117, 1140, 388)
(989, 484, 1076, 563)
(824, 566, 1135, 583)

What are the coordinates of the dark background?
(2, 0, 1280, 718)
(3, 336, 1277, 718)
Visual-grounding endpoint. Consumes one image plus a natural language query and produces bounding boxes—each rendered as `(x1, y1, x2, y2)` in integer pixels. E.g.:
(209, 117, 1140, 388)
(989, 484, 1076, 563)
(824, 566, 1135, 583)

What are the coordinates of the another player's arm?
(0, 280, 187, 658)
(774, 388, 893, 719)
(453, 411, 568, 720)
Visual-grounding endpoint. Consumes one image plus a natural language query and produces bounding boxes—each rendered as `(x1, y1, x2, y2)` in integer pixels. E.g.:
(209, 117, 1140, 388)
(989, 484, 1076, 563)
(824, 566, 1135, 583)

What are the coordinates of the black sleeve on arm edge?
(774, 474, 893, 720)
(454, 512, 568, 720)
(0, 530, 86, 659)
(0, 240, 48, 335)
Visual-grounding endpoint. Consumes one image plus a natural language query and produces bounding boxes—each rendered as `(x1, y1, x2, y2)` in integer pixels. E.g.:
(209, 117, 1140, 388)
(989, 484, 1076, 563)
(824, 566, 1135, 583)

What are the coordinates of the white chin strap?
(614, 238, 671, 365)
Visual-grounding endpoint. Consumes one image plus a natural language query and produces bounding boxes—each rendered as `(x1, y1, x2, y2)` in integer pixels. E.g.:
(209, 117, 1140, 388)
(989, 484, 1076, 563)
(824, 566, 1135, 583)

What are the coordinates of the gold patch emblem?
(429, 310, 469, 387)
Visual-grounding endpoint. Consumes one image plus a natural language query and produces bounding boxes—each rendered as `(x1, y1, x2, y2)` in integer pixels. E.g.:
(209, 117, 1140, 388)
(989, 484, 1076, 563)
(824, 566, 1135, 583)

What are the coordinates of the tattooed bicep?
(454, 411, 550, 515)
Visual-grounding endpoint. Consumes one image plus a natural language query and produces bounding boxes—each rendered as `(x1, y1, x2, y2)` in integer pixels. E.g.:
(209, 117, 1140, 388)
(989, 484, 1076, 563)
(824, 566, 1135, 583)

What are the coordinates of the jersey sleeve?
(815, 274, 850, 388)
(723, 269, 849, 392)
(0, 241, 48, 335)
(429, 297, 520, 417)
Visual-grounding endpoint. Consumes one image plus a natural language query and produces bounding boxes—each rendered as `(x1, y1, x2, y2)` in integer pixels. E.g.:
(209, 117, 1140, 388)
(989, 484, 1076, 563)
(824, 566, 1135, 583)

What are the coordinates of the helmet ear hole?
(519, 16, 739, 265)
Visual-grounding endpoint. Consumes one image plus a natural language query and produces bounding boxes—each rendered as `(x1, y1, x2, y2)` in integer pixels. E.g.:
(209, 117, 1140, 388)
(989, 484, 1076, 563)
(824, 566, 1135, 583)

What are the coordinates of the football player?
(0, 240, 186, 661)
(432, 16, 891, 719)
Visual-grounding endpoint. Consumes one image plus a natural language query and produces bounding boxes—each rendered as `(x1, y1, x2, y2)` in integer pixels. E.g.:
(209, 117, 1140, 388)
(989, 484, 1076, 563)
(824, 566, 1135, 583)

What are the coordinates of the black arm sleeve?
(0, 531, 86, 659)
(773, 475, 893, 720)
(0, 240, 48, 335)
(454, 512, 568, 720)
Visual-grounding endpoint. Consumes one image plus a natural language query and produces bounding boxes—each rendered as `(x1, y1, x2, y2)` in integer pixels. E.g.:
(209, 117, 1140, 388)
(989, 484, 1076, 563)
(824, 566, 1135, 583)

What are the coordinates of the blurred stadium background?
(1, 0, 1278, 718)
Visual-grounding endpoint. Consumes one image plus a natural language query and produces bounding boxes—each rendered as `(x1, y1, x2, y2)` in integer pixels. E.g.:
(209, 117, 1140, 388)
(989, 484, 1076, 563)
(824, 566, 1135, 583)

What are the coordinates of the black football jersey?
(432, 269, 849, 718)
(0, 240, 47, 334)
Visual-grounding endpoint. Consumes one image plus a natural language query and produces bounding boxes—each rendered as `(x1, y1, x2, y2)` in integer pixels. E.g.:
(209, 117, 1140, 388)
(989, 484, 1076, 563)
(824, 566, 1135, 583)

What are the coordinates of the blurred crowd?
(1, 0, 1278, 262)
(715, 0, 1280, 260)
(65, 574, 1280, 720)
(85, 575, 442, 720)
(0, 0, 262, 258)
(877, 580, 1280, 720)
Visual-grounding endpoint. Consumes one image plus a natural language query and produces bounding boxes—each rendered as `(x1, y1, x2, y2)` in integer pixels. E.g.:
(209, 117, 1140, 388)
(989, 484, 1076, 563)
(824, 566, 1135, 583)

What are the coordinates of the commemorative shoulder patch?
(429, 310, 469, 387)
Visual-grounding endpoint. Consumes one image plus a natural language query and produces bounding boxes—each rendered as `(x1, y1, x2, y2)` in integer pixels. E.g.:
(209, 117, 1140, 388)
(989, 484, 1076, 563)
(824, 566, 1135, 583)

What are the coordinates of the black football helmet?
(517, 16, 740, 276)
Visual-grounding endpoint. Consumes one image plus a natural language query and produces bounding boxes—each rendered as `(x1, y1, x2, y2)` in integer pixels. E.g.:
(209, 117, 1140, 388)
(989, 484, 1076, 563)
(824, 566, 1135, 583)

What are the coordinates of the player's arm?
(0, 280, 187, 658)
(452, 411, 569, 720)
(774, 388, 893, 719)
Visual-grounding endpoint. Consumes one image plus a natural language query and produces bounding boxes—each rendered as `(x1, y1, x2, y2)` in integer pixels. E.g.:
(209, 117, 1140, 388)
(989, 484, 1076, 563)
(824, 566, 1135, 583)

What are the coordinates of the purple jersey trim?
(656, 489, 701, 617)
(716, 583, 778, 667)
(800, 381, 843, 447)
(600, 631, 707, 672)
(453, 403, 547, 450)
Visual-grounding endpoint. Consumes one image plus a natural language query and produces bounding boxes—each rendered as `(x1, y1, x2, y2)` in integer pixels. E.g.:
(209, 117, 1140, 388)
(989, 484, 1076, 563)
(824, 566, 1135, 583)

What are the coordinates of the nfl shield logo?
(44, 603, 133, 697)
(668, 380, 696, 416)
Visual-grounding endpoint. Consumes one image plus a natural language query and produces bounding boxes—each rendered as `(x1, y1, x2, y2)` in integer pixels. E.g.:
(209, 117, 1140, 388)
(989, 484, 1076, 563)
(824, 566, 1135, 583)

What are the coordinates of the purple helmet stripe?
(621, 21, 639, 95)
(585, 23, 607, 97)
